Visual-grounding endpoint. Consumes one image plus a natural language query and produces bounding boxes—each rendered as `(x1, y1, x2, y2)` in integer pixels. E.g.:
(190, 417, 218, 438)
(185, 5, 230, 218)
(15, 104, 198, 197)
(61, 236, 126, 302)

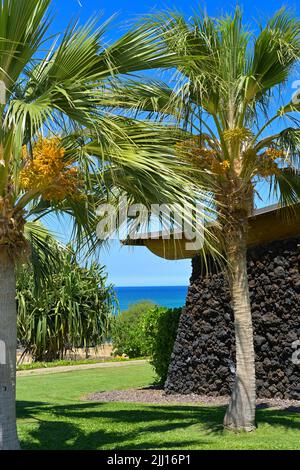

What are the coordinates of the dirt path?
(17, 359, 148, 377)
(86, 388, 300, 411)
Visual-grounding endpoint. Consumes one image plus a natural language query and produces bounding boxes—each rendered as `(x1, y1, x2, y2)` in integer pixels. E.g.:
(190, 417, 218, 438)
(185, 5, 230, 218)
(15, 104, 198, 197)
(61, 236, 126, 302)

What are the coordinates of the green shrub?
(142, 306, 182, 385)
(111, 301, 155, 358)
(111, 301, 182, 384)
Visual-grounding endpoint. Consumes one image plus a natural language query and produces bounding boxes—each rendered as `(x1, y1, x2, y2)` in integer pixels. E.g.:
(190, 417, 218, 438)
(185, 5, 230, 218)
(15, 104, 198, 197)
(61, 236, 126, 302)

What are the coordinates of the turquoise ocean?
(114, 285, 188, 311)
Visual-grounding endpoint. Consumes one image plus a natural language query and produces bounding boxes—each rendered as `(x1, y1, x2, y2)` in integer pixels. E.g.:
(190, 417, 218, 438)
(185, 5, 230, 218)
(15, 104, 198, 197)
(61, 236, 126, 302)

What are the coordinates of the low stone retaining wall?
(165, 237, 300, 399)
(17, 343, 114, 364)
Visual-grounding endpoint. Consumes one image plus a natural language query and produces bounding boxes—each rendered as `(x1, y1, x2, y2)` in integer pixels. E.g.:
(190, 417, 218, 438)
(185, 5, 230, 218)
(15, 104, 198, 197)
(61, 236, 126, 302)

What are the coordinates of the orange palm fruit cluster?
(256, 148, 283, 177)
(265, 148, 286, 160)
(175, 138, 230, 175)
(20, 137, 83, 202)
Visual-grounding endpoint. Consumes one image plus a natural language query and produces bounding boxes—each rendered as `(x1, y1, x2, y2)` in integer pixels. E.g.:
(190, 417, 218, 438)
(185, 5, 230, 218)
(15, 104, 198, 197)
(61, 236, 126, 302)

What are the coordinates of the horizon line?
(114, 284, 189, 288)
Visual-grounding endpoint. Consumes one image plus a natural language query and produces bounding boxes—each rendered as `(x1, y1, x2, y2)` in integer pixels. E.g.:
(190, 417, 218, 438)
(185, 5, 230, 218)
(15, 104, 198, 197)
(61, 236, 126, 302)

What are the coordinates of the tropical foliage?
(0, 0, 298, 449)
(17, 244, 115, 362)
(0, 0, 206, 450)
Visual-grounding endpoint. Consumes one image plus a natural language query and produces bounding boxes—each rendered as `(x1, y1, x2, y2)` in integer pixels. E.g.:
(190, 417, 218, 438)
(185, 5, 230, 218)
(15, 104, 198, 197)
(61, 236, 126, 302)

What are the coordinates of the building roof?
(122, 203, 300, 260)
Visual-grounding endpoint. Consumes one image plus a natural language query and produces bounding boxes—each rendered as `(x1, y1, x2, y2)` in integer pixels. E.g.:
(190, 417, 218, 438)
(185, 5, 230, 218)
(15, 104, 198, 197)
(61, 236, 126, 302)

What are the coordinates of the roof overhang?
(121, 203, 300, 260)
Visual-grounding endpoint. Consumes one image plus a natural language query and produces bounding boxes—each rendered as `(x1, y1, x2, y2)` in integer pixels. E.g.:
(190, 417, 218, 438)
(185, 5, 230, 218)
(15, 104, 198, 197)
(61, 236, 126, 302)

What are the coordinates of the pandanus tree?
(17, 244, 116, 362)
(0, 0, 206, 450)
(119, 8, 300, 430)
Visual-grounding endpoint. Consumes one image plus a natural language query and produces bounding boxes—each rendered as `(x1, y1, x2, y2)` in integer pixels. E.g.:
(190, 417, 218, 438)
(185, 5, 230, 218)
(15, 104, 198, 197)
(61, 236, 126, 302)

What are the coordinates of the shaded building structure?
(123, 204, 300, 399)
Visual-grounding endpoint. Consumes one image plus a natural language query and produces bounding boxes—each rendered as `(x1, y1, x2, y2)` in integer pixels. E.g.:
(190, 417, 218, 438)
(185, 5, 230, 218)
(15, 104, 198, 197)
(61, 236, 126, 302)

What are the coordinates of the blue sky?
(46, 0, 299, 287)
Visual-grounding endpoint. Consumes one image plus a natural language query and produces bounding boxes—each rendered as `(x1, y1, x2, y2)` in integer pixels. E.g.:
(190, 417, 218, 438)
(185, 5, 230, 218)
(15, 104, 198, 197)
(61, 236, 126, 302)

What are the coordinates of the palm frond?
(246, 8, 300, 102)
(0, 0, 51, 90)
(95, 21, 178, 77)
(100, 79, 180, 119)
(269, 168, 300, 207)
(23, 221, 62, 291)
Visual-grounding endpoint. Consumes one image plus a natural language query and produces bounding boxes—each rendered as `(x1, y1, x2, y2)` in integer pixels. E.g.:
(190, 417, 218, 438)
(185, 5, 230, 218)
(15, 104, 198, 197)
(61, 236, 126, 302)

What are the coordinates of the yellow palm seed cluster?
(265, 148, 286, 160)
(257, 157, 280, 178)
(211, 159, 231, 175)
(256, 147, 285, 177)
(223, 127, 252, 143)
(257, 162, 281, 177)
(20, 137, 83, 202)
(175, 138, 230, 175)
(220, 160, 230, 170)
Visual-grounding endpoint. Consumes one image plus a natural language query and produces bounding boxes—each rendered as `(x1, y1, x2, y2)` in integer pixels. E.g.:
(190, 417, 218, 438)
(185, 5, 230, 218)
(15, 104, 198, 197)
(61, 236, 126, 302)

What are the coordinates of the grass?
(17, 362, 300, 450)
(17, 356, 146, 371)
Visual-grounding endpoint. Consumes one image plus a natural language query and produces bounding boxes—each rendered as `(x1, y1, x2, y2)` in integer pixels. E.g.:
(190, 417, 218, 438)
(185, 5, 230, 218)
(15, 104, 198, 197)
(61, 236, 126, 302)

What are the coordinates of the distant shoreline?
(115, 285, 188, 289)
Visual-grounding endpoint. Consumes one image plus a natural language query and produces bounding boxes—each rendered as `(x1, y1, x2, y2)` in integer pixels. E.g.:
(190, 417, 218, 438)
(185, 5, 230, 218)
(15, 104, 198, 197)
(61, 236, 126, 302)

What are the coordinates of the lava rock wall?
(165, 237, 300, 399)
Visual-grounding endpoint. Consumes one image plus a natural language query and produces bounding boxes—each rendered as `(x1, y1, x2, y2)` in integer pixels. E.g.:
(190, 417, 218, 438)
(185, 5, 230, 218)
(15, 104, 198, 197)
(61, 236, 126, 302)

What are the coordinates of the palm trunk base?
(223, 380, 256, 432)
(224, 414, 256, 432)
(0, 254, 20, 451)
(0, 433, 21, 450)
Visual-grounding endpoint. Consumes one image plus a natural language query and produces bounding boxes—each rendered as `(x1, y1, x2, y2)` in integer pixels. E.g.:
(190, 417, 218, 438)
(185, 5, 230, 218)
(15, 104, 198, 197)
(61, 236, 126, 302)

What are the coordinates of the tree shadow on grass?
(190, 405, 300, 436)
(17, 400, 221, 450)
(16, 400, 300, 450)
(255, 407, 300, 432)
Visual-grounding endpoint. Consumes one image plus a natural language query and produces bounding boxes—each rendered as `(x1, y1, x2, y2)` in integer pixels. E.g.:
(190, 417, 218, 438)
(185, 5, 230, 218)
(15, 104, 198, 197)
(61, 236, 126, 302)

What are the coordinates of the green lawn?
(17, 362, 300, 450)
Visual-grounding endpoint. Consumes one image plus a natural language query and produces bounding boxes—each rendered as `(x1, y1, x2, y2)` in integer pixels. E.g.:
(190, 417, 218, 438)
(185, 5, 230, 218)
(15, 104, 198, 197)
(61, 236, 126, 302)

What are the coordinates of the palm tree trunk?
(223, 223, 256, 432)
(0, 252, 20, 450)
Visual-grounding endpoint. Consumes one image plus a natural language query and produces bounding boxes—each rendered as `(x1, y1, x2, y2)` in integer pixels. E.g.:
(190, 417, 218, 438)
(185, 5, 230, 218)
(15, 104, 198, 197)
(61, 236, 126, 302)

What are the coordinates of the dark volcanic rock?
(165, 237, 300, 400)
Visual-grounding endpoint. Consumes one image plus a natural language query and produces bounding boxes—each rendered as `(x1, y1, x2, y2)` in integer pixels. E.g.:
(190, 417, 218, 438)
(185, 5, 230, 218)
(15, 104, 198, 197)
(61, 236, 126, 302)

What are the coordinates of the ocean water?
(114, 285, 188, 312)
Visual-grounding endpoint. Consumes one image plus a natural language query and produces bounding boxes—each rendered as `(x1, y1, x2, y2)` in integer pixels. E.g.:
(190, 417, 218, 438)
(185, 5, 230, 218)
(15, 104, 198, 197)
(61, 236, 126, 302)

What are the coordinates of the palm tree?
(0, 0, 208, 450)
(124, 7, 300, 431)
